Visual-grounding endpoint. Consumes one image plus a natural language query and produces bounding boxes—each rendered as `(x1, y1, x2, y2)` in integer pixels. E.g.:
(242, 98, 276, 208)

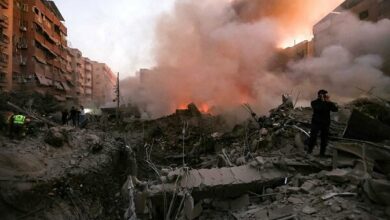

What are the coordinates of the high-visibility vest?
(13, 115, 26, 125)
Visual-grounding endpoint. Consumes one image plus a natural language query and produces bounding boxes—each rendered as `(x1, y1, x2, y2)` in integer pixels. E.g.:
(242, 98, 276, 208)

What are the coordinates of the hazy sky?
(55, 0, 175, 78)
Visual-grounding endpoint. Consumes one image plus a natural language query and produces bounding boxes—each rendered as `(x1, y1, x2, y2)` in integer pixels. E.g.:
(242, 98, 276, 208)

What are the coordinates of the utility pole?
(116, 72, 120, 125)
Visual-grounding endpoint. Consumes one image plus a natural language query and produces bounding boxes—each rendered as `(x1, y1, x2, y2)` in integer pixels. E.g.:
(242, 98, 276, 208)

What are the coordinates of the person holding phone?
(307, 89, 338, 157)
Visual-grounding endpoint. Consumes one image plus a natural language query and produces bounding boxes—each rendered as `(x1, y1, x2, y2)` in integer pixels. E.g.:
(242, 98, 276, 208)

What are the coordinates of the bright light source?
(84, 108, 92, 114)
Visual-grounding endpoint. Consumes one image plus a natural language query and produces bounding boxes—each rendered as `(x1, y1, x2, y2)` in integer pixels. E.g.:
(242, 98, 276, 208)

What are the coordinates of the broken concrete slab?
(301, 205, 317, 215)
(300, 180, 315, 193)
(184, 195, 203, 220)
(213, 194, 250, 211)
(150, 165, 288, 199)
(363, 179, 390, 206)
(321, 192, 357, 200)
(325, 169, 351, 183)
(343, 109, 390, 142)
(287, 196, 304, 204)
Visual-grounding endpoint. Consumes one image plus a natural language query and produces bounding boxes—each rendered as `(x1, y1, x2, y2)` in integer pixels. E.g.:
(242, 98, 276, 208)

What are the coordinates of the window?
(359, 10, 369, 20)
(22, 4, 28, 12)
(0, 73, 6, 82)
(33, 7, 40, 15)
(15, 1, 21, 9)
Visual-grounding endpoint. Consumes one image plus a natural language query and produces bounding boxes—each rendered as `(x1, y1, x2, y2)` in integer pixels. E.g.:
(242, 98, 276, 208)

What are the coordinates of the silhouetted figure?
(70, 106, 78, 126)
(307, 90, 338, 156)
(61, 109, 69, 125)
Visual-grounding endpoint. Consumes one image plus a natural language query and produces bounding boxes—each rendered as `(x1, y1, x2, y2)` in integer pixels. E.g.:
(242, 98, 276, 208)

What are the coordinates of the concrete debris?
(363, 179, 390, 206)
(149, 165, 287, 198)
(184, 194, 203, 220)
(321, 192, 357, 200)
(301, 205, 317, 215)
(1, 95, 390, 220)
(45, 127, 67, 147)
(325, 169, 351, 183)
(300, 180, 316, 193)
(287, 196, 304, 204)
(344, 109, 390, 142)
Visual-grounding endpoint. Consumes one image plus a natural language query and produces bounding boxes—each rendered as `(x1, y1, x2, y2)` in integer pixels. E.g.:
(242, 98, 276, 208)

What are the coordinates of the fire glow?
(177, 103, 211, 114)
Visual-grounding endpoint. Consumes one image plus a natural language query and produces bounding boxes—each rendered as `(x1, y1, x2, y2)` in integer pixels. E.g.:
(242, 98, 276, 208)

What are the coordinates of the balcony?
(19, 57, 27, 66)
(0, 33, 9, 46)
(0, 15, 8, 28)
(35, 35, 58, 58)
(20, 25, 27, 32)
(17, 39, 28, 49)
(0, 52, 8, 65)
(85, 64, 92, 71)
(0, 0, 8, 9)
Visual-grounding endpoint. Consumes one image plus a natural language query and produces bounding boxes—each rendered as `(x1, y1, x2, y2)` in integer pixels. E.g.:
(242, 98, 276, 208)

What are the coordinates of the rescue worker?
(307, 89, 338, 157)
(9, 112, 27, 139)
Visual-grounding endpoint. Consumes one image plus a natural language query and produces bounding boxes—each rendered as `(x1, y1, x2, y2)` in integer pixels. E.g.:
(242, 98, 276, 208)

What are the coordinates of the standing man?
(61, 108, 69, 125)
(79, 105, 86, 127)
(70, 106, 77, 126)
(307, 90, 338, 157)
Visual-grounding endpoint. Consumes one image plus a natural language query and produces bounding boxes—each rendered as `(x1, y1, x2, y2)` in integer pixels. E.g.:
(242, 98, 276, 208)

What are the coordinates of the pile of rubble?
(0, 124, 133, 219)
(124, 98, 390, 220)
(1, 93, 389, 220)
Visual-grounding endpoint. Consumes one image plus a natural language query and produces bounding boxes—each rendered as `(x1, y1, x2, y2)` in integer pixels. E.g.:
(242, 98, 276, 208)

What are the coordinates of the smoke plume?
(121, 0, 390, 118)
(287, 13, 390, 103)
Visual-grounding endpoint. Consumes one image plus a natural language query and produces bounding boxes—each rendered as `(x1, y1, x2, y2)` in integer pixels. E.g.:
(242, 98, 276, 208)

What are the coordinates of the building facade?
(1, 0, 116, 107)
(313, 0, 390, 56)
(92, 61, 116, 107)
(0, 0, 13, 91)
(83, 57, 93, 103)
(10, 0, 70, 101)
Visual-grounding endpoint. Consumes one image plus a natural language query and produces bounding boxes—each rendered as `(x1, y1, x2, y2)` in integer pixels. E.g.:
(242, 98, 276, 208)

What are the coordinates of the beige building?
(313, 0, 390, 55)
(83, 57, 93, 103)
(92, 61, 116, 107)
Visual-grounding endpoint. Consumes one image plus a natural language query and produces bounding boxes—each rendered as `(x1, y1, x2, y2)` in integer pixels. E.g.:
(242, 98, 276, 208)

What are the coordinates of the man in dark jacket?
(70, 106, 77, 126)
(307, 89, 338, 156)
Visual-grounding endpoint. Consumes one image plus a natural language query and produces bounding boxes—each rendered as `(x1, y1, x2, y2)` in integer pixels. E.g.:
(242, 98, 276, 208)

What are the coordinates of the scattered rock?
(301, 180, 315, 193)
(260, 128, 268, 136)
(326, 169, 351, 183)
(85, 134, 103, 153)
(70, 159, 77, 165)
(287, 186, 300, 193)
(287, 196, 303, 204)
(330, 204, 342, 213)
(45, 127, 66, 147)
(236, 156, 246, 165)
(302, 205, 317, 215)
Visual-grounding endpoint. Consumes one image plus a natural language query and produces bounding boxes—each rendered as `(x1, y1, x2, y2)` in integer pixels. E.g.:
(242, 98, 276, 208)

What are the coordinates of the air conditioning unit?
(20, 57, 27, 66)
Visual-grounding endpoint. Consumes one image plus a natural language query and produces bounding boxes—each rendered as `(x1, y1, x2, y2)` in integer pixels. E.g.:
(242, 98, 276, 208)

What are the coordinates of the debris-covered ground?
(1, 94, 390, 220)
(125, 98, 390, 220)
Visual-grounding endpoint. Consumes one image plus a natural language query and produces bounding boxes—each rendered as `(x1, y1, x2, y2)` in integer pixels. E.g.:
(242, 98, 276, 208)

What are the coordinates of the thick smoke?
(122, 0, 390, 118)
(287, 13, 390, 103)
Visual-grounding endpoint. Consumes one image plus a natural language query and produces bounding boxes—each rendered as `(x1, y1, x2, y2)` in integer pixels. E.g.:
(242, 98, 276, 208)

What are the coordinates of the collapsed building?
(1, 92, 389, 220)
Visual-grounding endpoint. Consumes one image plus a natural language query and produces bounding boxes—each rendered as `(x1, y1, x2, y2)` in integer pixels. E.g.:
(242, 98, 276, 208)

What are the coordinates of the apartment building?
(83, 57, 93, 103)
(10, 0, 69, 101)
(313, 0, 390, 55)
(0, 0, 13, 91)
(92, 61, 116, 107)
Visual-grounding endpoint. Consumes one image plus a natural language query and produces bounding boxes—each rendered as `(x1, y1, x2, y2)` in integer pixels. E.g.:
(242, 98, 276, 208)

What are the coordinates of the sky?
(54, 0, 175, 78)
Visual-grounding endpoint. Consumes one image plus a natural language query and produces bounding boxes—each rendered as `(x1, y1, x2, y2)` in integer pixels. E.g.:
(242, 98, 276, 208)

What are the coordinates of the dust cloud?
(121, 0, 390, 118)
